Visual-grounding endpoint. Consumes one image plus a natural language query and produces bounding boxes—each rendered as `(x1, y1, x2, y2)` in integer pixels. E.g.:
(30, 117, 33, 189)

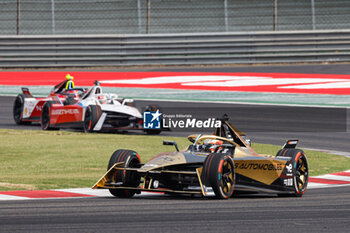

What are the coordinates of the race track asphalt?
(1, 96, 349, 153)
(0, 186, 349, 233)
(1, 66, 349, 233)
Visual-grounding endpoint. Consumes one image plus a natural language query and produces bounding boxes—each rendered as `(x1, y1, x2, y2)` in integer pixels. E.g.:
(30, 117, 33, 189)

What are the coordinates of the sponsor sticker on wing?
(284, 178, 293, 186)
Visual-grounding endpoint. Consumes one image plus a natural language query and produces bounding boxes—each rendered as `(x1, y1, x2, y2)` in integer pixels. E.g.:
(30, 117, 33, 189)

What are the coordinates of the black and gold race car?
(93, 116, 309, 199)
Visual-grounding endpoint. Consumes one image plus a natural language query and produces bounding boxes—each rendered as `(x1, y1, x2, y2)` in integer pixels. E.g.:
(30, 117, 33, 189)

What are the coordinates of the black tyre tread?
(201, 153, 216, 186)
(41, 102, 59, 130)
(108, 149, 141, 198)
(276, 148, 308, 197)
(13, 94, 31, 125)
(202, 153, 235, 199)
(84, 105, 100, 133)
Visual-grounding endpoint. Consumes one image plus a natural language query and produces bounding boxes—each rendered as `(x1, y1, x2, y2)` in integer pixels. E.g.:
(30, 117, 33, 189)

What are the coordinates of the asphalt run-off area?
(1, 70, 350, 107)
(0, 65, 349, 233)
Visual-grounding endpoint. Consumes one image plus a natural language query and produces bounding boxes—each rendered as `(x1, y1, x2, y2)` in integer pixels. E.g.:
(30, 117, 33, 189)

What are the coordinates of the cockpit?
(188, 134, 236, 156)
(186, 116, 258, 158)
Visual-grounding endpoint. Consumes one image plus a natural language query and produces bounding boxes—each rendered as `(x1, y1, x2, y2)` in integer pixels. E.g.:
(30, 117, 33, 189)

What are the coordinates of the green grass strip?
(0, 129, 349, 191)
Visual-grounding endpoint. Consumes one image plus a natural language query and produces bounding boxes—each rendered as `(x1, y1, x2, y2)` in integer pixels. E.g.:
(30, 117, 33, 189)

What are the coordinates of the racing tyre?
(13, 94, 31, 125)
(107, 149, 141, 198)
(202, 153, 235, 199)
(84, 105, 101, 133)
(41, 102, 59, 130)
(144, 105, 162, 135)
(276, 149, 309, 197)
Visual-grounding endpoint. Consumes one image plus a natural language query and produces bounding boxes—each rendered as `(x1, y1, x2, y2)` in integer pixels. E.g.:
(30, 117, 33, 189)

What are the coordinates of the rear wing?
(21, 87, 33, 97)
(213, 114, 257, 155)
(214, 114, 245, 135)
(214, 114, 246, 142)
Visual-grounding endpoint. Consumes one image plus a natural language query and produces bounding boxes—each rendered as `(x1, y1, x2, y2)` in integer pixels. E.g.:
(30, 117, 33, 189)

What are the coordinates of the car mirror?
(163, 140, 179, 152)
(122, 99, 134, 105)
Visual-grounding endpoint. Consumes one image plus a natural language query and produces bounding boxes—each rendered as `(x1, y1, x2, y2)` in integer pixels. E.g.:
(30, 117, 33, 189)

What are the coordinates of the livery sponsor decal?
(23, 99, 39, 118)
(163, 156, 175, 162)
(51, 109, 80, 115)
(235, 162, 284, 171)
(234, 160, 287, 185)
(284, 178, 293, 186)
(35, 105, 42, 112)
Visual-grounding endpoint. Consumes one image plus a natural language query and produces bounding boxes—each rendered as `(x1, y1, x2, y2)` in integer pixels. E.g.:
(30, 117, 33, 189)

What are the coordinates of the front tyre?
(13, 94, 31, 125)
(84, 105, 101, 133)
(276, 149, 309, 197)
(107, 149, 141, 198)
(202, 153, 235, 199)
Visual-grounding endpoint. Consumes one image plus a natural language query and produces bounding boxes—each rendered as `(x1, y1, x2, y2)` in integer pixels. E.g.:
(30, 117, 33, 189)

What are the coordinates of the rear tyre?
(144, 105, 162, 135)
(84, 105, 100, 133)
(13, 94, 31, 125)
(107, 149, 141, 198)
(276, 149, 309, 197)
(202, 153, 235, 199)
(41, 102, 59, 130)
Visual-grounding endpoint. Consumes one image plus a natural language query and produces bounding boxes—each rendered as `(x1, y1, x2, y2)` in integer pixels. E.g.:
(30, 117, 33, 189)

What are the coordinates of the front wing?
(92, 159, 297, 196)
(93, 162, 205, 195)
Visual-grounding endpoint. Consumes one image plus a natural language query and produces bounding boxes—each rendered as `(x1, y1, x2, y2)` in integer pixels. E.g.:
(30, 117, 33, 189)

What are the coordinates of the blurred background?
(1, 0, 349, 35)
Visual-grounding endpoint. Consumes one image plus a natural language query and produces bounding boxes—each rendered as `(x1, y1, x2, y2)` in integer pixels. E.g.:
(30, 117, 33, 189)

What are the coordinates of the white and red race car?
(46, 82, 163, 134)
(13, 80, 84, 125)
(14, 81, 163, 134)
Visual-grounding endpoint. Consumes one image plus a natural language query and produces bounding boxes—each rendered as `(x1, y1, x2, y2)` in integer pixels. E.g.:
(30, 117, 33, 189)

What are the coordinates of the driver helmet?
(97, 95, 107, 104)
(66, 74, 74, 80)
(207, 139, 223, 153)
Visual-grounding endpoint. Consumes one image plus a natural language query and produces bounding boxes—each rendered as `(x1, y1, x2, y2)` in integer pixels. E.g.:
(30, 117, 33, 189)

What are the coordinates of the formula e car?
(93, 115, 309, 199)
(13, 80, 85, 125)
(40, 81, 162, 134)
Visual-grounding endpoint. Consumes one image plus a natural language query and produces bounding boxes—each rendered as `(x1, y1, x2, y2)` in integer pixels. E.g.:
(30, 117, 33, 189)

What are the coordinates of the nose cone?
(138, 152, 187, 172)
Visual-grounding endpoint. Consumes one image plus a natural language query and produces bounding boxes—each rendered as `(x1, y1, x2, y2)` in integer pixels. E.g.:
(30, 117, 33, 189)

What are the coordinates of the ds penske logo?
(35, 106, 42, 112)
(52, 109, 80, 115)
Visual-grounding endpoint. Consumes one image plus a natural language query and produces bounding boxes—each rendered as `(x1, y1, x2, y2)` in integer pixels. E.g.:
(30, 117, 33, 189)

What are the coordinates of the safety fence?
(1, 30, 350, 67)
(1, 0, 350, 35)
